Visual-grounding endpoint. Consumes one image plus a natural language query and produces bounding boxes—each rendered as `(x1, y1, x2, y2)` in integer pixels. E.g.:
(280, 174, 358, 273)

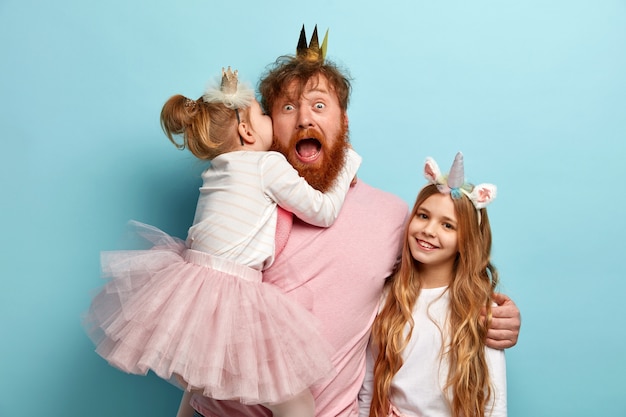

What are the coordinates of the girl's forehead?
(419, 194, 457, 216)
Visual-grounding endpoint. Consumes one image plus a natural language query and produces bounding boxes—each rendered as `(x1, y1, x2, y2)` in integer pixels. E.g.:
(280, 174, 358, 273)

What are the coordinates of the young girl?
(84, 67, 361, 417)
(359, 152, 507, 417)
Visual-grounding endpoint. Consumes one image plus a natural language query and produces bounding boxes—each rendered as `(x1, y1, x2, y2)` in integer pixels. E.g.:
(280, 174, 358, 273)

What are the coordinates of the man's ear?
(237, 122, 255, 145)
(343, 113, 349, 129)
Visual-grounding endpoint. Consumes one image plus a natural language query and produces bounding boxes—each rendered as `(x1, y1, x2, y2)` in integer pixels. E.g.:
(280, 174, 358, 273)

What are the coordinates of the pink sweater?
(190, 180, 409, 417)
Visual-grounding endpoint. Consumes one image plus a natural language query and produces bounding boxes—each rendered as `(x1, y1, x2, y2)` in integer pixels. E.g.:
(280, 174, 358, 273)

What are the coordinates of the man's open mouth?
(296, 138, 322, 162)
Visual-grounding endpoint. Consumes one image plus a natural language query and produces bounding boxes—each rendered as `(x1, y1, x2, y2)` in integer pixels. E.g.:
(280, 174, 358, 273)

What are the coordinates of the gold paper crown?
(220, 66, 238, 95)
(296, 25, 328, 63)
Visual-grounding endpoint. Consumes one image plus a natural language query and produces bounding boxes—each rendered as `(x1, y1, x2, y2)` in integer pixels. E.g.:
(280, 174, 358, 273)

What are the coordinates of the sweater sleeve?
(358, 339, 375, 417)
(261, 148, 362, 227)
(486, 347, 507, 417)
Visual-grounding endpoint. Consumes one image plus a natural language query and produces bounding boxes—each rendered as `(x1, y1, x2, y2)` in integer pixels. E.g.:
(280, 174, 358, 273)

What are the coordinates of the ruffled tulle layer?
(83, 221, 335, 404)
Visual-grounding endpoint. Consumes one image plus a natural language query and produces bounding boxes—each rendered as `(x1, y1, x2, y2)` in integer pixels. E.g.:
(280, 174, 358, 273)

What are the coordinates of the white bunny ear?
(424, 157, 442, 184)
(468, 183, 497, 209)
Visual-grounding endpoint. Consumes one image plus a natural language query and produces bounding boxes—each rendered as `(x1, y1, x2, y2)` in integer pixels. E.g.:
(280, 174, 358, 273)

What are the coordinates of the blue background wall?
(1, 1, 625, 416)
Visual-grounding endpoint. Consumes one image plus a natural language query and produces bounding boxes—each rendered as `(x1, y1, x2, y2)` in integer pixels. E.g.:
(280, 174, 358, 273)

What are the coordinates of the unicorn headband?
(424, 152, 497, 214)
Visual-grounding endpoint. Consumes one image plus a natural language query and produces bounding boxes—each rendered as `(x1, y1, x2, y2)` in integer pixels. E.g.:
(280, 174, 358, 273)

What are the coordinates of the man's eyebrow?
(277, 85, 331, 105)
(308, 86, 330, 95)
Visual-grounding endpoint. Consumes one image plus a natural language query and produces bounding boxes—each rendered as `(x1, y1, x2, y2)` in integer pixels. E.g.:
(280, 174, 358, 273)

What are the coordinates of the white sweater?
(359, 286, 507, 417)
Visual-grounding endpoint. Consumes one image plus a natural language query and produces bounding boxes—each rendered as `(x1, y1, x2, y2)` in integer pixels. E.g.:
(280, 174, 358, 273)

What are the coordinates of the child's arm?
(263, 148, 362, 227)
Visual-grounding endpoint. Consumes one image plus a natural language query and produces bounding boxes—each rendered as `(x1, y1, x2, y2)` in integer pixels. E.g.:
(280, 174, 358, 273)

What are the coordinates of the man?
(186, 26, 520, 417)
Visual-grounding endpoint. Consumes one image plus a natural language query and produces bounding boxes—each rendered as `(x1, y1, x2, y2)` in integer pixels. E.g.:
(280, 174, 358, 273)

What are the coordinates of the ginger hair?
(160, 95, 250, 160)
(369, 184, 498, 417)
(258, 56, 351, 115)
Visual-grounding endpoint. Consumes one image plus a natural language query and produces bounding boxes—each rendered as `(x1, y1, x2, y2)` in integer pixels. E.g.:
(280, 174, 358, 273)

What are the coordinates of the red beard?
(270, 123, 350, 192)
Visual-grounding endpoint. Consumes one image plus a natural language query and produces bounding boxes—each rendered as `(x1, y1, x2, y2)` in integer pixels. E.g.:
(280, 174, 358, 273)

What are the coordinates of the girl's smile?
(407, 193, 459, 284)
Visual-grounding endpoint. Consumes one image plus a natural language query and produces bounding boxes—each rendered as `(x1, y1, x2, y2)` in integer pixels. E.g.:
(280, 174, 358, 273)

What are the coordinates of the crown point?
(320, 29, 329, 60)
(297, 25, 308, 58)
(220, 66, 238, 95)
(310, 25, 320, 50)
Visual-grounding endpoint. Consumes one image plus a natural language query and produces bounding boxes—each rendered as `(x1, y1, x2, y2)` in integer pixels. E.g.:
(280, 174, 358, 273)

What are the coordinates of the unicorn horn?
(447, 152, 465, 188)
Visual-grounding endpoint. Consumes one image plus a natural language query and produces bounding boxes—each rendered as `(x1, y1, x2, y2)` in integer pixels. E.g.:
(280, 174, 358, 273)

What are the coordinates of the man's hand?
(485, 293, 521, 349)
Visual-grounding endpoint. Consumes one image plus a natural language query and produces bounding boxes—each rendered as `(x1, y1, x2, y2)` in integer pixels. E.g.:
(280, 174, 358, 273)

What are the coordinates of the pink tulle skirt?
(83, 221, 335, 404)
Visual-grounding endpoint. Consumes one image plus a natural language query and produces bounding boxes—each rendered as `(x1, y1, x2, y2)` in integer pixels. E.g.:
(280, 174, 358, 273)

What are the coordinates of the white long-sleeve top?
(187, 148, 361, 271)
(359, 286, 507, 417)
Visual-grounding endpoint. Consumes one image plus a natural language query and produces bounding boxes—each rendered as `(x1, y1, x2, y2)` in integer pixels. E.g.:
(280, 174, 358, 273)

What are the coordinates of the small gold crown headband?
(202, 66, 254, 110)
(296, 24, 328, 63)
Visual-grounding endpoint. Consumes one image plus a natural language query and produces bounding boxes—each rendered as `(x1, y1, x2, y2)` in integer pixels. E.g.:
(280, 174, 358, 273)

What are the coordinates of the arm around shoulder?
(485, 293, 521, 350)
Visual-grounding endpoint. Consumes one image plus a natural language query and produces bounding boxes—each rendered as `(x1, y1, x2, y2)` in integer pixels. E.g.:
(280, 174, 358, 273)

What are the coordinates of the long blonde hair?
(369, 184, 498, 417)
(160, 95, 250, 160)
